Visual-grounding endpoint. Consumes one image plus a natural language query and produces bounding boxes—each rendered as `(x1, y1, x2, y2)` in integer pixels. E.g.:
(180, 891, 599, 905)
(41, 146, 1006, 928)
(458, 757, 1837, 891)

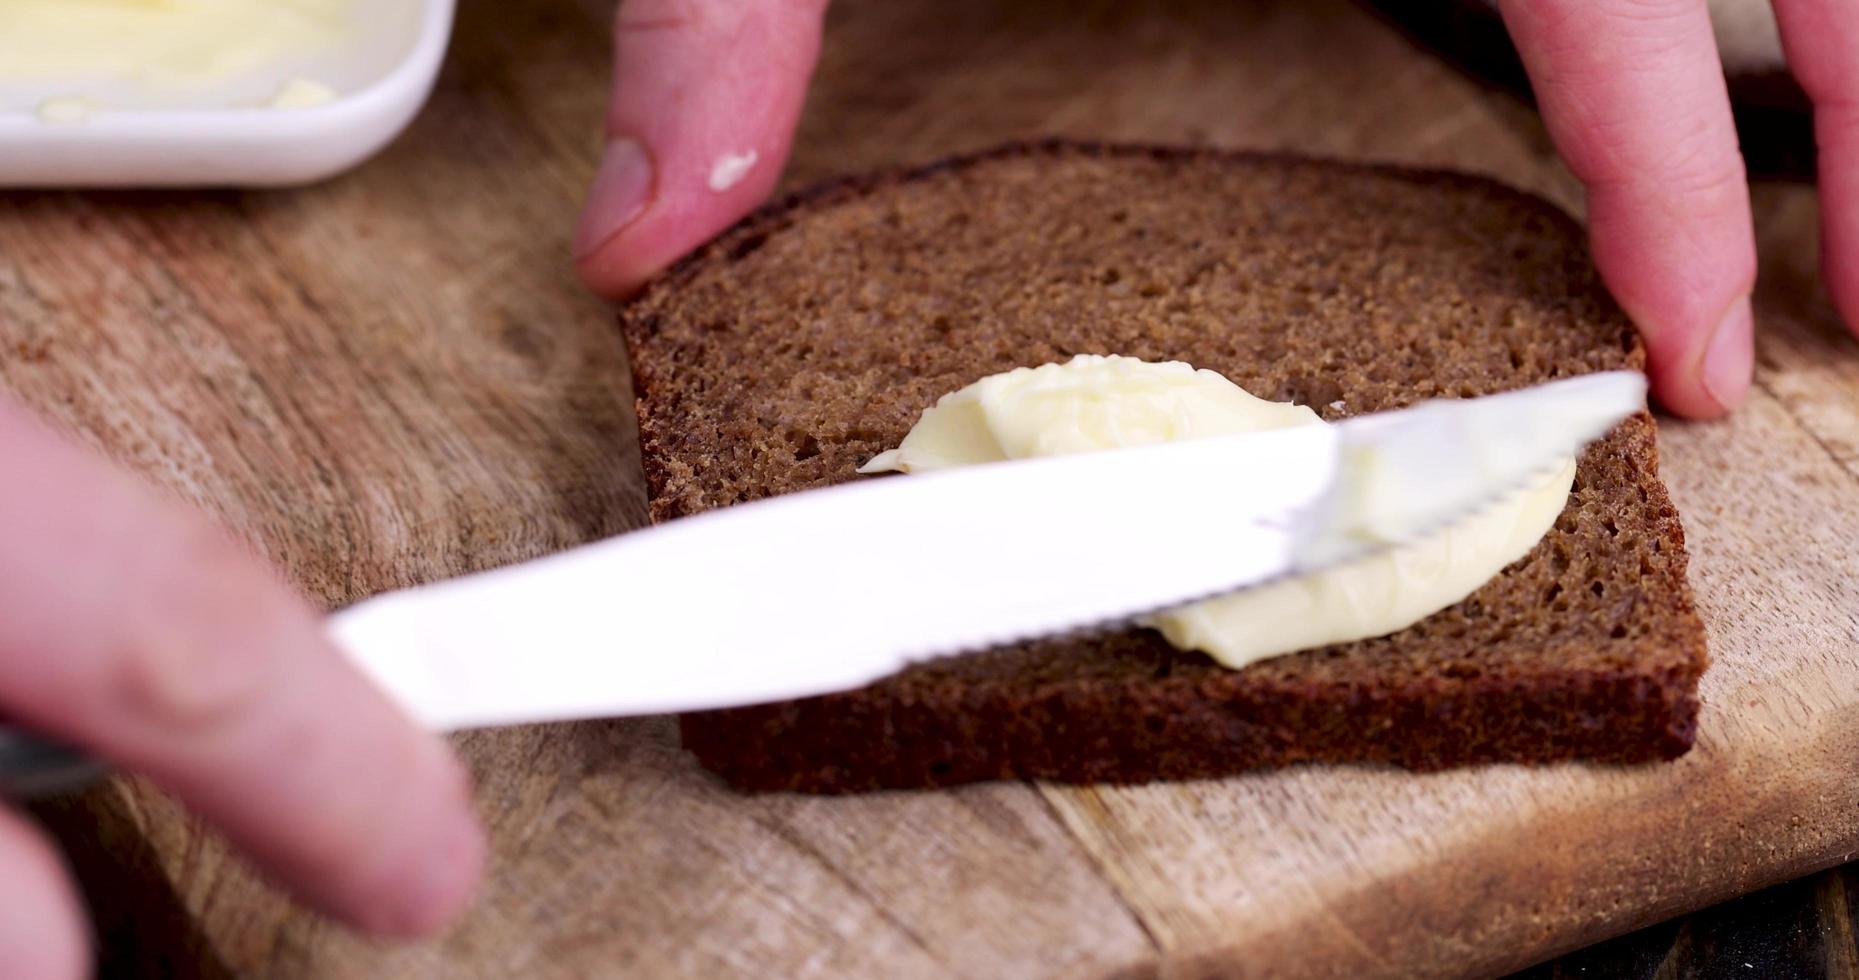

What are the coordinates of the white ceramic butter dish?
(0, 0, 454, 187)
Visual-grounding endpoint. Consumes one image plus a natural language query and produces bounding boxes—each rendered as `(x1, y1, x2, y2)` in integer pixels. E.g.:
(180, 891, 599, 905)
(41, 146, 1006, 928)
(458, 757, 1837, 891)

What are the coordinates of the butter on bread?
(858, 354, 1579, 672)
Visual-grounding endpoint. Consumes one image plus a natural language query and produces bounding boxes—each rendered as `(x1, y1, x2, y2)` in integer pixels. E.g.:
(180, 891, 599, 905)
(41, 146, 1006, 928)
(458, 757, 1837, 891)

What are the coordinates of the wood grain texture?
(1507, 863, 1859, 979)
(2, 0, 1857, 977)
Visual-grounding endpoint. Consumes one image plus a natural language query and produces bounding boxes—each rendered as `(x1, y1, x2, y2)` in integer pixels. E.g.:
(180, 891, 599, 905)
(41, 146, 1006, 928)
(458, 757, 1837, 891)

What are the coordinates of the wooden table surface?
(1509, 868, 1859, 979)
(5, 0, 1859, 977)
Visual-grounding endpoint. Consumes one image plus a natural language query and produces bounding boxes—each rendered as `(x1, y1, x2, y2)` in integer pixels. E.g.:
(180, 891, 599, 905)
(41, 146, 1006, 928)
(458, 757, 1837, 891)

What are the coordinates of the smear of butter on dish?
(860, 354, 1577, 670)
(35, 96, 101, 123)
(0, 0, 351, 86)
(267, 75, 336, 108)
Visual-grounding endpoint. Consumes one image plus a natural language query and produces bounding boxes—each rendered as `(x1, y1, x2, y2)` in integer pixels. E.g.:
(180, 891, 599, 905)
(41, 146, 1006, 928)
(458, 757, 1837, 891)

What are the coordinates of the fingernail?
(1700, 293, 1754, 413)
(574, 138, 655, 260)
(395, 805, 484, 936)
(388, 760, 485, 936)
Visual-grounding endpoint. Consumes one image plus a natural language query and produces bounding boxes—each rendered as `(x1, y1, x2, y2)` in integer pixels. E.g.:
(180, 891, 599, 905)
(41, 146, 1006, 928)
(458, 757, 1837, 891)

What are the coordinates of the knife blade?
(0, 370, 1647, 798)
(330, 370, 1648, 731)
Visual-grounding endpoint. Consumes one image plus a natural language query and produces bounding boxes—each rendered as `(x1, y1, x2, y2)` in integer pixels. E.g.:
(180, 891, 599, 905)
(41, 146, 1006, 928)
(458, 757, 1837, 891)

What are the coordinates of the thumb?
(575, 0, 830, 299)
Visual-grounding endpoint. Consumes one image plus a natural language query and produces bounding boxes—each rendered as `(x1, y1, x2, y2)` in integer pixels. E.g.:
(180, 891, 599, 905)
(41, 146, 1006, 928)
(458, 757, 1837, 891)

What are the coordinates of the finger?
(0, 808, 88, 980)
(0, 402, 484, 937)
(1770, 0, 1859, 335)
(1498, 0, 1757, 418)
(575, 0, 831, 298)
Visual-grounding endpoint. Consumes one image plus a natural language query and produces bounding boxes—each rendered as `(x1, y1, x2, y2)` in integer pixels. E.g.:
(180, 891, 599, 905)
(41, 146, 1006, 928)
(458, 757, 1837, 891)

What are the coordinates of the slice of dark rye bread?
(619, 140, 1709, 794)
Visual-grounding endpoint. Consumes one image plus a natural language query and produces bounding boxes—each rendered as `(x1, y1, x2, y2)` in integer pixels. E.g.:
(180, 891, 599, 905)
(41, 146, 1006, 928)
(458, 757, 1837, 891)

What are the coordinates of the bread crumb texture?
(621, 141, 1709, 793)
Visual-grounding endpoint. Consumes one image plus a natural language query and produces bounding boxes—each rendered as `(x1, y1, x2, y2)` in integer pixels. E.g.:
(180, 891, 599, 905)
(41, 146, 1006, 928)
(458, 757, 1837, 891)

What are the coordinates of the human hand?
(574, 0, 1815, 420)
(1498, 0, 1856, 419)
(0, 400, 484, 979)
(573, 0, 831, 298)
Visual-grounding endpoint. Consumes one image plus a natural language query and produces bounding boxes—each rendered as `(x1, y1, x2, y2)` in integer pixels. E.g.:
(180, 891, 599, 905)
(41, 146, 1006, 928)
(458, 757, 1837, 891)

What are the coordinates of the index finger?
(574, 0, 831, 298)
(1498, 0, 1757, 418)
(0, 401, 484, 937)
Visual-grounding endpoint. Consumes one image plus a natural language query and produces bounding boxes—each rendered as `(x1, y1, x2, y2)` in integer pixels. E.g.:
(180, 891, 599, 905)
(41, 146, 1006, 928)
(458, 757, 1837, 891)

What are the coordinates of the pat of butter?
(0, 0, 350, 89)
(860, 354, 1576, 670)
(268, 75, 336, 109)
(35, 96, 101, 124)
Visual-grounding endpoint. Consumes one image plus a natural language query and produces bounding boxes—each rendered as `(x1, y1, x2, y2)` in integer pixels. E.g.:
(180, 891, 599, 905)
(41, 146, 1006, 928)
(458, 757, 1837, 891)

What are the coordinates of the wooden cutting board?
(5, 0, 1859, 976)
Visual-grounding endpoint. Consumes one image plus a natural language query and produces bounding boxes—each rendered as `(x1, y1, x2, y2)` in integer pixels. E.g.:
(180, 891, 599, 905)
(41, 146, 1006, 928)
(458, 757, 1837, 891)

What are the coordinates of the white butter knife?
(330, 370, 1646, 729)
(1, 371, 1646, 796)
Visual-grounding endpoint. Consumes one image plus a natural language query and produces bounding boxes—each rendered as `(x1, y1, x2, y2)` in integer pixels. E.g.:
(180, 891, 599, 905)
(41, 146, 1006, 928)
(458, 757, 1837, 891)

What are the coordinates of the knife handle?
(0, 726, 108, 801)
